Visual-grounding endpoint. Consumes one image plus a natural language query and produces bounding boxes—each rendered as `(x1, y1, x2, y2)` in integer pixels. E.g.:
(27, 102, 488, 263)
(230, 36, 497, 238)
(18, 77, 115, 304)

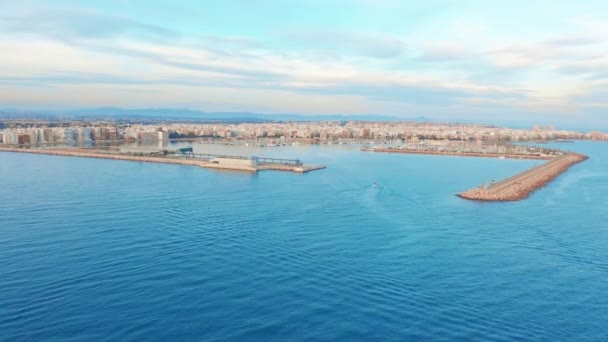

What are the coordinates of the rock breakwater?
(458, 153, 588, 201)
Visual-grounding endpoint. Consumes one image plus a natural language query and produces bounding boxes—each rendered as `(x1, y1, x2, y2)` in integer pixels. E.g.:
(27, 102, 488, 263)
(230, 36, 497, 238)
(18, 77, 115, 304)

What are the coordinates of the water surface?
(1, 141, 607, 341)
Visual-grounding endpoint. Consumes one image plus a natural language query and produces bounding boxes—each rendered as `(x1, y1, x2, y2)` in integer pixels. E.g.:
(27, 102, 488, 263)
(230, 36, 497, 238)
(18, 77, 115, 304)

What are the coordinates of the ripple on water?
(1, 142, 608, 341)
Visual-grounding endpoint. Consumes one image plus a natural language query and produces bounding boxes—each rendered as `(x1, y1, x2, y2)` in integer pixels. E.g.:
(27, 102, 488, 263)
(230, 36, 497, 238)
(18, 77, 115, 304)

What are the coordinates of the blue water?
(1, 141, 607, 341)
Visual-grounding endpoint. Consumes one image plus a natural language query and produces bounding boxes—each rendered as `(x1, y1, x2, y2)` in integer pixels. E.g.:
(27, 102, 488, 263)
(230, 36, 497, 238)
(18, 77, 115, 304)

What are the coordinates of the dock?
(458, 153, 588, 201)
(361, 141, 562, 160)
(362, 147, 554, 160)
(0, 147, 325, 174)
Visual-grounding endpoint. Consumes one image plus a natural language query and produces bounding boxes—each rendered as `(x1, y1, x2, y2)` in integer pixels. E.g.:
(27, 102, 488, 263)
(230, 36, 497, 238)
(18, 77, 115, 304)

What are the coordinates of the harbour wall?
(0, 147, 323, 173)
(458, 153, 588, 201)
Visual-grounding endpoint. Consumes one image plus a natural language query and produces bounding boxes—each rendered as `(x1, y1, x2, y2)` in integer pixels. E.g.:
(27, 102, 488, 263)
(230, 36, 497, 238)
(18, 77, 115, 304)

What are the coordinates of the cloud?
(0, 36, 530, 109)
(201, 35, 264, 51)
(0, 8, 179, 41)
(280, 31, 406, 59)
(417, 43, 471, 62)
(1, 1, 607, 125)
(283, 70, 529, 106)
(588, 72, 608, 80)
(486, 44, 548, 69)
(485, 34, 607, 71)
(572, 84, 608, 103)
(555, 60, 608, 76)
(300, 83, 471, 105)
(543, 36, 599, 47)
(95, 44, 287, 81)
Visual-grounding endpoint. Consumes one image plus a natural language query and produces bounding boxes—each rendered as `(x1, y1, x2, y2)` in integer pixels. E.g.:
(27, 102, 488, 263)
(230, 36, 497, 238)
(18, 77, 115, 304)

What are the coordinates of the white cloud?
(1, 1, 607, 124)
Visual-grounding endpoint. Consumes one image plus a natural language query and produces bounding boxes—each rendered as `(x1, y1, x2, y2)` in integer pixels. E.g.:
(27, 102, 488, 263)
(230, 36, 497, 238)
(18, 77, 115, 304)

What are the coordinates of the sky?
(0, 0, 607, 127)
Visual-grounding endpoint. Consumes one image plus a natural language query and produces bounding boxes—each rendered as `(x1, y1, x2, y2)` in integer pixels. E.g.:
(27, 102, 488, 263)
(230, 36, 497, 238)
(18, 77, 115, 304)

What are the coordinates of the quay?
(362, 147, 554, 160)
(458, 153, 588, 201)
(0, 147, 326, 173)
(361, 141, 562, 160)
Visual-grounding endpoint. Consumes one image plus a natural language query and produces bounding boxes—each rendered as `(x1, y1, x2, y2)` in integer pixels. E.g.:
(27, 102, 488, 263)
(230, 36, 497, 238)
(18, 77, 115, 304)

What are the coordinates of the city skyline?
(1, 1, 607, 128)
(2, 118, 606, 146)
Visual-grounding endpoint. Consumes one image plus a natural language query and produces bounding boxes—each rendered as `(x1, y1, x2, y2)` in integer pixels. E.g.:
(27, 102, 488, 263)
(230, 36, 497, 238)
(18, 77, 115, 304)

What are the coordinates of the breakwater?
(458, 153, 588, 201)
(0, 147, 325, 173)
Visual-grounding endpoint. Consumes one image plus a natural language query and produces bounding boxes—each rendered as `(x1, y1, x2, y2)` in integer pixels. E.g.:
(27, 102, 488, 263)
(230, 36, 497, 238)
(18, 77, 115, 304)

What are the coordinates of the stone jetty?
(458, 153, 588, 201)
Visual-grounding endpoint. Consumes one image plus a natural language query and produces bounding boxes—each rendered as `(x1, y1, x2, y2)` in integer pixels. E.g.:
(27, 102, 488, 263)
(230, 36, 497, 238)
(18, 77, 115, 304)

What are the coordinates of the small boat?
(498, 156, 506, 159)
(372, 182, 377, 187)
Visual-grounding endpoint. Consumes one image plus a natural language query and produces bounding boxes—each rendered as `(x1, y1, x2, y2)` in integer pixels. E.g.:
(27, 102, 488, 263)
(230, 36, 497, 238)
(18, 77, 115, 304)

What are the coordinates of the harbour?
(361, 141, 590, 201)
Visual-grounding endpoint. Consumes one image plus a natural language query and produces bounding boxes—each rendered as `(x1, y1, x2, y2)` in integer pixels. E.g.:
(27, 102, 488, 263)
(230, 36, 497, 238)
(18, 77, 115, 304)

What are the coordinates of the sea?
(1, 141, 607, 341)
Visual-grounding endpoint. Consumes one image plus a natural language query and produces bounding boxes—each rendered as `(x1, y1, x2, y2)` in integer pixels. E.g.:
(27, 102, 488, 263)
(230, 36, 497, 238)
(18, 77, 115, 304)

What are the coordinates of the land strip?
(361, 147, 554, 160)
(0, 147, 325, 173)
(458, 153, 588, 201)
(361, 141, 563, 160)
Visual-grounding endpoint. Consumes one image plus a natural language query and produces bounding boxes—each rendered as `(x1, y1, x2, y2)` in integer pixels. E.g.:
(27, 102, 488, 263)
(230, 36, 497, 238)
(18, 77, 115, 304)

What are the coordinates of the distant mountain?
(0, 107, 433, 123)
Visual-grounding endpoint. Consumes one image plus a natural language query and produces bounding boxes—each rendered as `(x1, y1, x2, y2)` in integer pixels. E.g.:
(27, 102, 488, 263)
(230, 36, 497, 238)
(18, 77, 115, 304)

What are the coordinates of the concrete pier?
(256, 163, 326, 173)
(458, 153, 588, 201)
(0, 147, 325, 174)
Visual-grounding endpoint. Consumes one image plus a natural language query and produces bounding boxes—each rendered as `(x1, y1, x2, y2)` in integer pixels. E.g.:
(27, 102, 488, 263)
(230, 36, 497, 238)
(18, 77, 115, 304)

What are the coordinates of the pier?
(458, 153, 588, 201)
(362, 147, 554, 160)
(361, 141, 564, 160)
(0, 147, 326, 173)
